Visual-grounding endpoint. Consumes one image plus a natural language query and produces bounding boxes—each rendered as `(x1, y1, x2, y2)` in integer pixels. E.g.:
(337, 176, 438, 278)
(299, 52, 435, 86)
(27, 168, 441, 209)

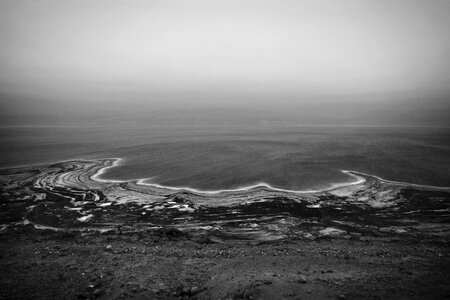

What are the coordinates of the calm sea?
(0, 125, 449, 190)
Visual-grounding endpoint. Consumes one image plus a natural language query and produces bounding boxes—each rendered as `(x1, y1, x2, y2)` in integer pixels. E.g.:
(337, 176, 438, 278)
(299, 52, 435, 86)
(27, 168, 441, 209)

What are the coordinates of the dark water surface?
(0, 125, 449, 190)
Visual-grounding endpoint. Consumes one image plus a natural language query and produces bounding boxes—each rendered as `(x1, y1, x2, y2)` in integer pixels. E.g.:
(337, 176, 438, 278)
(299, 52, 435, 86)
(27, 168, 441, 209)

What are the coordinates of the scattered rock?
(94, 288, 103, 296)
(319, 227, 347, 237)
(173, 285, 204, 297)
(298, 275, 307, 283)
(77, 214, 94, 223)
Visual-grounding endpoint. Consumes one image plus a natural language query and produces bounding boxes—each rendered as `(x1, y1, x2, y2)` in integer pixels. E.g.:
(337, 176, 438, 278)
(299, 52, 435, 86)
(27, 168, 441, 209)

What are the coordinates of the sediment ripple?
(1, 158, 449, 242)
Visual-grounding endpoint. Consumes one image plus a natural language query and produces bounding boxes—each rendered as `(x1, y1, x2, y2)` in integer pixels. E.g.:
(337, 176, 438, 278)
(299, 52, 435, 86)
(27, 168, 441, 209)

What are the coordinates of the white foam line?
(343, 170, 450, 190)
(11, 157, 449, 194)
(90, 157, 128, 183)
(90, 158, 367, 194)
(136, 180, 314, 194)
(135, 171, 366, 195)
(88, 157, 333, 193)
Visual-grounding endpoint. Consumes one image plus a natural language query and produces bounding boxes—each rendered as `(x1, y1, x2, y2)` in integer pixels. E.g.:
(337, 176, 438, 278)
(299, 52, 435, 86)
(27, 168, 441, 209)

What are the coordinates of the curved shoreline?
(342, 170, 450, 190)
(88, 157, 366, 194)
(3, 157, 448, 194)
(2, 155, 450, 243)
(88, 157, 449, 195)
(134, 171, 366, 195)
(2, 159, 450, 300)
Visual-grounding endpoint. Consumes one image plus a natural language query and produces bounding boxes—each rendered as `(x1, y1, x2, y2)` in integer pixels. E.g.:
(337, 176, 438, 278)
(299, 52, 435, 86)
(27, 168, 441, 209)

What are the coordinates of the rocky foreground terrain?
(1, 159, 449, 299)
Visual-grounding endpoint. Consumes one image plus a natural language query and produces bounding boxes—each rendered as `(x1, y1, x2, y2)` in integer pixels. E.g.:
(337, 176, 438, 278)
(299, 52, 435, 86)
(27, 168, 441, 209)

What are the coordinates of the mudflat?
(1, 159, 449, 299)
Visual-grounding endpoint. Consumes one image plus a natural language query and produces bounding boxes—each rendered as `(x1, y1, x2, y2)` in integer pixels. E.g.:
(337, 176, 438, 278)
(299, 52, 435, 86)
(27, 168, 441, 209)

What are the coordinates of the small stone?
(94, 289, 103, 296)
(77, 214, 94, 223)
(319, 227, 346, 237)
(298, 275, 307, 283)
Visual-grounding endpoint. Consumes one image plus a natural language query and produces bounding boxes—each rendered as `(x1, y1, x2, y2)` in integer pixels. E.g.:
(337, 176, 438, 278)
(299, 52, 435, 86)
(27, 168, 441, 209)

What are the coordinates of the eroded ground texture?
(1, 159, 450, 299)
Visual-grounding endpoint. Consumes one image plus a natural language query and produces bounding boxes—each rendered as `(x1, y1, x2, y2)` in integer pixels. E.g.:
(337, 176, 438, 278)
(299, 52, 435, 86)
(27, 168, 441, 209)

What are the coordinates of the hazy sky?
(1, 0, 450, 113)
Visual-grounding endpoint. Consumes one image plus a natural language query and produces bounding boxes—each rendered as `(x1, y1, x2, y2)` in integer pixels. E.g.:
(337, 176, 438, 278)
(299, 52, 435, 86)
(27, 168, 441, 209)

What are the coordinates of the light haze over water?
(0, 0, 449, 190)
(1, 125, 449, 190)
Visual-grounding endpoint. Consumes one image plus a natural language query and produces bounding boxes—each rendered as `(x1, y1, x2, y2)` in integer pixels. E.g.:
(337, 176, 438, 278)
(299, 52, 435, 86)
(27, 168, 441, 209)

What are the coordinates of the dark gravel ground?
(1, 160, 450, 299)
(1, 229, 449, 300)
